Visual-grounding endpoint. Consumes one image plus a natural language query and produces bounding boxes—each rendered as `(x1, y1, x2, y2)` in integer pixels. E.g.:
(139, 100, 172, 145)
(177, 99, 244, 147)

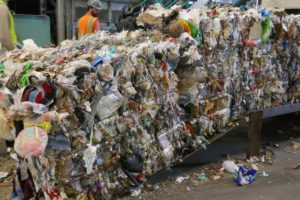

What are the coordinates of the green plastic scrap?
(196, 29, 203, 46)
(128, 132, 136, 137)
(180, 19, 203, 45)
(91, 137, 98, 145)
(262, 17, 272, 43)
(0, 64, 5, 73)
(143, 120, 149, 127)
(20, 61, 32, 87)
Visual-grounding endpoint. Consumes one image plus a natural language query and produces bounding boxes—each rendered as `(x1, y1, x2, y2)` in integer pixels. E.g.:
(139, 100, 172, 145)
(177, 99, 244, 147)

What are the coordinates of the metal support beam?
(66, 0, 73, 39)
(57, 0, 66, 43)
(40, 0, 47, 15)
(108, 0, 112, 27)
(262, 103, 300, 119)
(247, 111, 263, 158)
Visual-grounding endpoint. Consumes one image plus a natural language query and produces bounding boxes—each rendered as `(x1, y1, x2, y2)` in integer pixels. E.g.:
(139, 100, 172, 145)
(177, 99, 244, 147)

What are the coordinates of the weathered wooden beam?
(247, 111, 263, 158)
(0, 139, 7, 155)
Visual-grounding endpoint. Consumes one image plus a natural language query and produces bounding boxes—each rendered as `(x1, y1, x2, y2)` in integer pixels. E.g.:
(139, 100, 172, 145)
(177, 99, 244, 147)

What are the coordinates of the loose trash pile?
(0, 4, 300, 199)
(234, 166, 257, 186)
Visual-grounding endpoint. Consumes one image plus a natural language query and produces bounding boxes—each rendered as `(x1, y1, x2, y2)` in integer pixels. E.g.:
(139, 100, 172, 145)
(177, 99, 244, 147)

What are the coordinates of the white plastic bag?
(83, 144, 97, 175)
(223, 160, 239, 173)
(22, 39, 39, 51)
(14, 126, 48, 158)
(97, 83, 124, 119)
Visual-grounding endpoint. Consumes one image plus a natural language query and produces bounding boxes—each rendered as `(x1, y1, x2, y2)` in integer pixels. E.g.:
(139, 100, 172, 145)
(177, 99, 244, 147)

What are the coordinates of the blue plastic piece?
(96, 159, 104, 165)
(103, 83, 113, 95)
(92, 56, 104, 67)
(11, 189, 23, 199)
(240, 5, 249, 10)
(283, 41, 289, 50)
(259, 10, 271, 17)
(28, 89, 40, 102)
(198, 172, 208, 181)
(235, 166, 257, 186)
(166, 57, 175, 71)
(108, 46, 116, 58)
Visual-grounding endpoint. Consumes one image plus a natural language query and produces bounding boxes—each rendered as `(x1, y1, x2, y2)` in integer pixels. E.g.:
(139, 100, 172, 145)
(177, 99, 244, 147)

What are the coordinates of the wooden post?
(0, 139, 7, 155)
(247, 111, 263, 158)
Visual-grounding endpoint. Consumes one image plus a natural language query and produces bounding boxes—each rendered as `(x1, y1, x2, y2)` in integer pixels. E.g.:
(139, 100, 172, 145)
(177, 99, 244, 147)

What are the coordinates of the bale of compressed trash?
(0, 4, 299, 199)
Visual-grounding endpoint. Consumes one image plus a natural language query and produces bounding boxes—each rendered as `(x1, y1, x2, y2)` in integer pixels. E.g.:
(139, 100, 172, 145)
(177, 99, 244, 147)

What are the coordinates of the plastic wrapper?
(235, 166, 257, 186)
(83, 144, 98, 175)
(22, 39, 39, 52)
(0, 107, 14, 140)
(262, 17, 272, 43)
(14, 126, 48, 158)
(223, 160, 239, 173)
(96, 83, 124, 119)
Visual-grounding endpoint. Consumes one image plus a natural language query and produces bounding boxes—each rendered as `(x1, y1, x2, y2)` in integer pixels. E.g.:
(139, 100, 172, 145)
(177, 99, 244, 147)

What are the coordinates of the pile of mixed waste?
(0, 4, 299, 199)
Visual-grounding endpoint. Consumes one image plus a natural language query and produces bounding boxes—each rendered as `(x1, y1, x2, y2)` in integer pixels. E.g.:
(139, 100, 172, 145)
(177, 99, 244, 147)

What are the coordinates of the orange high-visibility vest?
(78, 13, 99, 38)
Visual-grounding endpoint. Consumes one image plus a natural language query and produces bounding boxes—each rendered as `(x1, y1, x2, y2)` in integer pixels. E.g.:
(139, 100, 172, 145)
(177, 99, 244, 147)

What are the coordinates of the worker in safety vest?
(0, 0, 17, 54)
(78, 0, 102, 38)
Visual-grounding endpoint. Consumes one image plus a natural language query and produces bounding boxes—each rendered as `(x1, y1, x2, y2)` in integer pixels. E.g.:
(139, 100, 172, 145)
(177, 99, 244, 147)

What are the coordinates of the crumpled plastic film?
(83, 144, 98, 175)
(235, 166, 257, 186)
(0, 5, 299, 199)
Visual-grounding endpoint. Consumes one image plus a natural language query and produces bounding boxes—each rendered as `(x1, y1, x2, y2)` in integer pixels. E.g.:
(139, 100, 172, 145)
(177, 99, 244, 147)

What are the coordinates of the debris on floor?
(222, 160, 238, 173)
(198, 172, 208, 181)
(291, 141, 300, 149)
(176, 176, 189, 183)
(261, 171, 269, 177)
(234, 166, 257, 186)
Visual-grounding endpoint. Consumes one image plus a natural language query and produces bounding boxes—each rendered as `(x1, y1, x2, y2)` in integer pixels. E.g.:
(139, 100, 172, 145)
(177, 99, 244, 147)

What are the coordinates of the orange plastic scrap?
(185, 121, 196, 137)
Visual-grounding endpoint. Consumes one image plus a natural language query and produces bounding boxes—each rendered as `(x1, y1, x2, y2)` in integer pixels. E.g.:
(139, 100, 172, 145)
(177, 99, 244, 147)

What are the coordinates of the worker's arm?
(93, 18, 101, 32)
(0, 5, 16, 51)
